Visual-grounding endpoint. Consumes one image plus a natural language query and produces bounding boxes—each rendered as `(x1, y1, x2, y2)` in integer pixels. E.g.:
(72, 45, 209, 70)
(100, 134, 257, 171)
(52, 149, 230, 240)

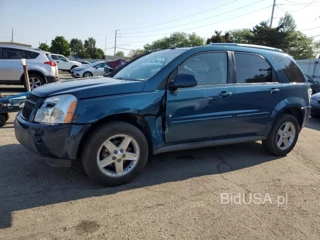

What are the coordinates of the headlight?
(34, 94, 77, 124)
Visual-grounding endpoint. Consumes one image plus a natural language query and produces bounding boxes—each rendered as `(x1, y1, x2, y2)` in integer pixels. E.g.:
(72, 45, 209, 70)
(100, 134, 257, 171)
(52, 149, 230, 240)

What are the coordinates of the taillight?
(44, 61, 57, 67)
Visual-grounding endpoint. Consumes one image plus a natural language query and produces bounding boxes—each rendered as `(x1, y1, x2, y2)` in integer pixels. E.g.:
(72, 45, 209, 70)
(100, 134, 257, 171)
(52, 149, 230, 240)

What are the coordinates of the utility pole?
(11, 29, 13, 42)
(105, 37, 107, 55)
(270, 0, 276, 28)
(114, 30, 119, 56)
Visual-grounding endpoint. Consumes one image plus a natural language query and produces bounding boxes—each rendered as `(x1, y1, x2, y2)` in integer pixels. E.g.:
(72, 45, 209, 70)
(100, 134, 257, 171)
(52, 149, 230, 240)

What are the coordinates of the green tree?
(84, 37, 96, 58)
(70, 38, 84, 56)
(206, 31, 234, 44)
(92, 48, 104, 59)
(115, 51, 125, 57)
(38, 43, 50, 51)
(144, 32, 204, 52)
(228, 29, 253, 43)
(128, 49, 145, 59)
(50, 36, 70, 56)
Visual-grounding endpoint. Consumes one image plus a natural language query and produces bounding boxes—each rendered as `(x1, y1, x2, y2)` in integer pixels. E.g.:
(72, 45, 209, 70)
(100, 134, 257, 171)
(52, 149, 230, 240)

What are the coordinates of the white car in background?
(49, 54, 81, 72)
(71, 60, 112, 78)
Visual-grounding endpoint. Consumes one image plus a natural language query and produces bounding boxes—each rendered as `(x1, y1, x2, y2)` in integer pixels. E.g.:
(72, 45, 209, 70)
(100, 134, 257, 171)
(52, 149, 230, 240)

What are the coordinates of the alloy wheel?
(96, 134, 140, 177)
(29, 77, 42, 90)
(276, 122, 296, 150)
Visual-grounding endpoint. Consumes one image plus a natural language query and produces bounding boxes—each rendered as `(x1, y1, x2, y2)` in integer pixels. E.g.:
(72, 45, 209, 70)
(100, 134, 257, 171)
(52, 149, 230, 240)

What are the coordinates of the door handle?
(57, 61, 59, 63)
(270, 88, 280, 94)
(219, 91, 232, 97)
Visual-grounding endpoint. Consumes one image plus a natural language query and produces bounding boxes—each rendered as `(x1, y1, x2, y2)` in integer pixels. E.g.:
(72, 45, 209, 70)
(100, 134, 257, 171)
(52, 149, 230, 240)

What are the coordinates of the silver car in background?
(71, 61, 112, 78)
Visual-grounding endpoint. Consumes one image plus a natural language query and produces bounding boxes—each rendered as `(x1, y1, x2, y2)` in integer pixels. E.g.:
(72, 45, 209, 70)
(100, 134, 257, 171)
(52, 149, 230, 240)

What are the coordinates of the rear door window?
(24, 50, 40, 59)
(235, 53, 273, 83)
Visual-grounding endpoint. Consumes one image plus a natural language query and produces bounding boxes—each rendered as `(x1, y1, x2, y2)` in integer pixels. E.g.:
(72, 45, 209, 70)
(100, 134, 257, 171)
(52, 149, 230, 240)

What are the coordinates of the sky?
(0, 0, 319, 56)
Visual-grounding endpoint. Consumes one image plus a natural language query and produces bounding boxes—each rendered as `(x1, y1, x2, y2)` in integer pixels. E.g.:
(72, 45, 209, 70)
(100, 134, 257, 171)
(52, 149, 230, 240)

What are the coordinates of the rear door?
(0, 47, 24, 81)
(165, 51, 235, 144)
(230, 52, 283, 137)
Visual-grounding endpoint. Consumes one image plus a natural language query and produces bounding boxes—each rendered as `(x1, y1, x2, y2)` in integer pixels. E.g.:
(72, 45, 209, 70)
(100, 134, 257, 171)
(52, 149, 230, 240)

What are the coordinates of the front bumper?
(14, 113, 90, 167)
(71, 71, 82, 78)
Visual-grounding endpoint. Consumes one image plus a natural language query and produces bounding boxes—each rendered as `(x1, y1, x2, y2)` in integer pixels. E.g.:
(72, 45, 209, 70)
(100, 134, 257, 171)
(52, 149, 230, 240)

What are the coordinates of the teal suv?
(15, 44, 311, 186)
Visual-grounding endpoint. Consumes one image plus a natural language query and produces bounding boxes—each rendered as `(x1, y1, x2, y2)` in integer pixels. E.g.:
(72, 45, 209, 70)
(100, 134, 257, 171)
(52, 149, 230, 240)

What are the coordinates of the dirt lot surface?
(0, 113, 320, 240)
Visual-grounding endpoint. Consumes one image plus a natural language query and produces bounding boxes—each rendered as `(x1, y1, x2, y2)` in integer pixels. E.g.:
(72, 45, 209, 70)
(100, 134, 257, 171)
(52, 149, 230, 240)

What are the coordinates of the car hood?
(311, 92, 320, 100)
(72, 65, 91, 71)
(70, 60, 81, 65)
(32, 77, 146, 99)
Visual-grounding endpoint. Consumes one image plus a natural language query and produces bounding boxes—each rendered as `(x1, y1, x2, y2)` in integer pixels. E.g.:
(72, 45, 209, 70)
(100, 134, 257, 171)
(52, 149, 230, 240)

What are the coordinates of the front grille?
(21, 94, 41, 121)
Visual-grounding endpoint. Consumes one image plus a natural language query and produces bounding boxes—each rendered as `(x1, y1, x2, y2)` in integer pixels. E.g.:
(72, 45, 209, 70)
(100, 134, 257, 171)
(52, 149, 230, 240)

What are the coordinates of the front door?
(91, 62, 106, 76)
(165, 52, 235, 144)
(56, 55, 69, 70)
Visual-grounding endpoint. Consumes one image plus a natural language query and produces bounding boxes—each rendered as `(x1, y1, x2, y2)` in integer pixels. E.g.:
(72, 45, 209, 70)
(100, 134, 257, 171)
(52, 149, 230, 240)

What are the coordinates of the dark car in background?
(305, 74, 320, 94)
(14, 43, 311, 186)
(310, 92, 320, 118)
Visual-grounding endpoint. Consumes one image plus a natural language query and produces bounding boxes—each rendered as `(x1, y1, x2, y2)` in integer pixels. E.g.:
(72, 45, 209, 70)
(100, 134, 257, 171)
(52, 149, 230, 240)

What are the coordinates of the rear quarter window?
(273, 56, 305, 83)
(24, 50, 40, 59)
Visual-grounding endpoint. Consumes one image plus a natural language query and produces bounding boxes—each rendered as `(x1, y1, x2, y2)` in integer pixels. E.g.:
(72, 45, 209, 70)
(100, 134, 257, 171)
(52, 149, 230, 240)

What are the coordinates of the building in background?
(0, 42, 32, 47)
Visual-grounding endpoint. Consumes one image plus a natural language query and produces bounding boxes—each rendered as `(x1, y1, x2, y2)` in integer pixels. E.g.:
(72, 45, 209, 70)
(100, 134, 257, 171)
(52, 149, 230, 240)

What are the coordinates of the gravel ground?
(0, 113, 319, 239)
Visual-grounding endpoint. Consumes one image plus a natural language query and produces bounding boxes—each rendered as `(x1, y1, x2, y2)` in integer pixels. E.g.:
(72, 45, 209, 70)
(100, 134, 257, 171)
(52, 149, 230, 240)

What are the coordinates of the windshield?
(113, 49, 188, 81)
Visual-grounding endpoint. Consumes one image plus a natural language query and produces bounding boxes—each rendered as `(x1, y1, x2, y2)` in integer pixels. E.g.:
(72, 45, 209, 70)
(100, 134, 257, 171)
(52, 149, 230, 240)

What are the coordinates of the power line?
(119, 5, 272, 39)
(116, 20, 260, 46)
(279, 0, 317, 12)
(121, 0, 239, 31)
(120, 0, 263, 35)
(284, 0, 319, 4)
(300, 26, 320, 31)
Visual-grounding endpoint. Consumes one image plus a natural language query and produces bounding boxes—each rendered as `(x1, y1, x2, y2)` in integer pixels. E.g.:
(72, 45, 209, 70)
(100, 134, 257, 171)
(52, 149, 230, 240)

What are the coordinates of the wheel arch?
(77, 113, 154, 158)
(82, 71, 92, 77)
(275, 106, 304, 130)
(20, 70, 47, 84)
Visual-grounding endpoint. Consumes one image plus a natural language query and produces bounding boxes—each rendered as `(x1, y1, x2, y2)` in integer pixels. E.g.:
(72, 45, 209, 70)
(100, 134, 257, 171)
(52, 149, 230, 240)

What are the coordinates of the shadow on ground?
(0, 141, 281, 228)
(306, 117, 320, 131)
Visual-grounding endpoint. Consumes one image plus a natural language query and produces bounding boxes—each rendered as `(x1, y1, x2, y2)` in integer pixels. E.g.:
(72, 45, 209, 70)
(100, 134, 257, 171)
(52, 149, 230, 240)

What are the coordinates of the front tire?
(82, 121, 149, 186)
(262, 114, 300, 156)
(83, 72, 93, 77)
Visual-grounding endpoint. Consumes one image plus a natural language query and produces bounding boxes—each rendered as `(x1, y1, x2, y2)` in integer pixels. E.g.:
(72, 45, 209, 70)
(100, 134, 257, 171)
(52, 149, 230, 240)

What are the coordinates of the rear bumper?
(14, 113, 90, 167)
(46, 75, 60, 83)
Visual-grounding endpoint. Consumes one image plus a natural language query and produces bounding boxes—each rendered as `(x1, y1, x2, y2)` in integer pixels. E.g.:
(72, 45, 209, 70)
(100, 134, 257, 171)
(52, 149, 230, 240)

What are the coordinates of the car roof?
(158, 43, 287, 58)
(0, 44, 48, 53)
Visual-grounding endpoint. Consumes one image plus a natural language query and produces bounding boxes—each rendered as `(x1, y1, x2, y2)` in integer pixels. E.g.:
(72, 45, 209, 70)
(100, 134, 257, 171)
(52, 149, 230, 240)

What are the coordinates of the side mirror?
(170, 74, 197, 90)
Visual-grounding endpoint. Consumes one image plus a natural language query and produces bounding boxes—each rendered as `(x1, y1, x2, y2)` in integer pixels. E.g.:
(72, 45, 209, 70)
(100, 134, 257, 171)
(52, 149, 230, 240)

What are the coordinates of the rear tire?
(26, 73, 45, 90)
(69, 66, 78, 73)
(82, 121, 149, 186)
(262, 114, 300, 156)
(0, 114, 7, 127)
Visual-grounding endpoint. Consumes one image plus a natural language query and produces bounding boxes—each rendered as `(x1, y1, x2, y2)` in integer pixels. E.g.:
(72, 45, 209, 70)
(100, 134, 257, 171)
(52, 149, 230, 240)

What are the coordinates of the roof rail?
(209, 43, 283, 53)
